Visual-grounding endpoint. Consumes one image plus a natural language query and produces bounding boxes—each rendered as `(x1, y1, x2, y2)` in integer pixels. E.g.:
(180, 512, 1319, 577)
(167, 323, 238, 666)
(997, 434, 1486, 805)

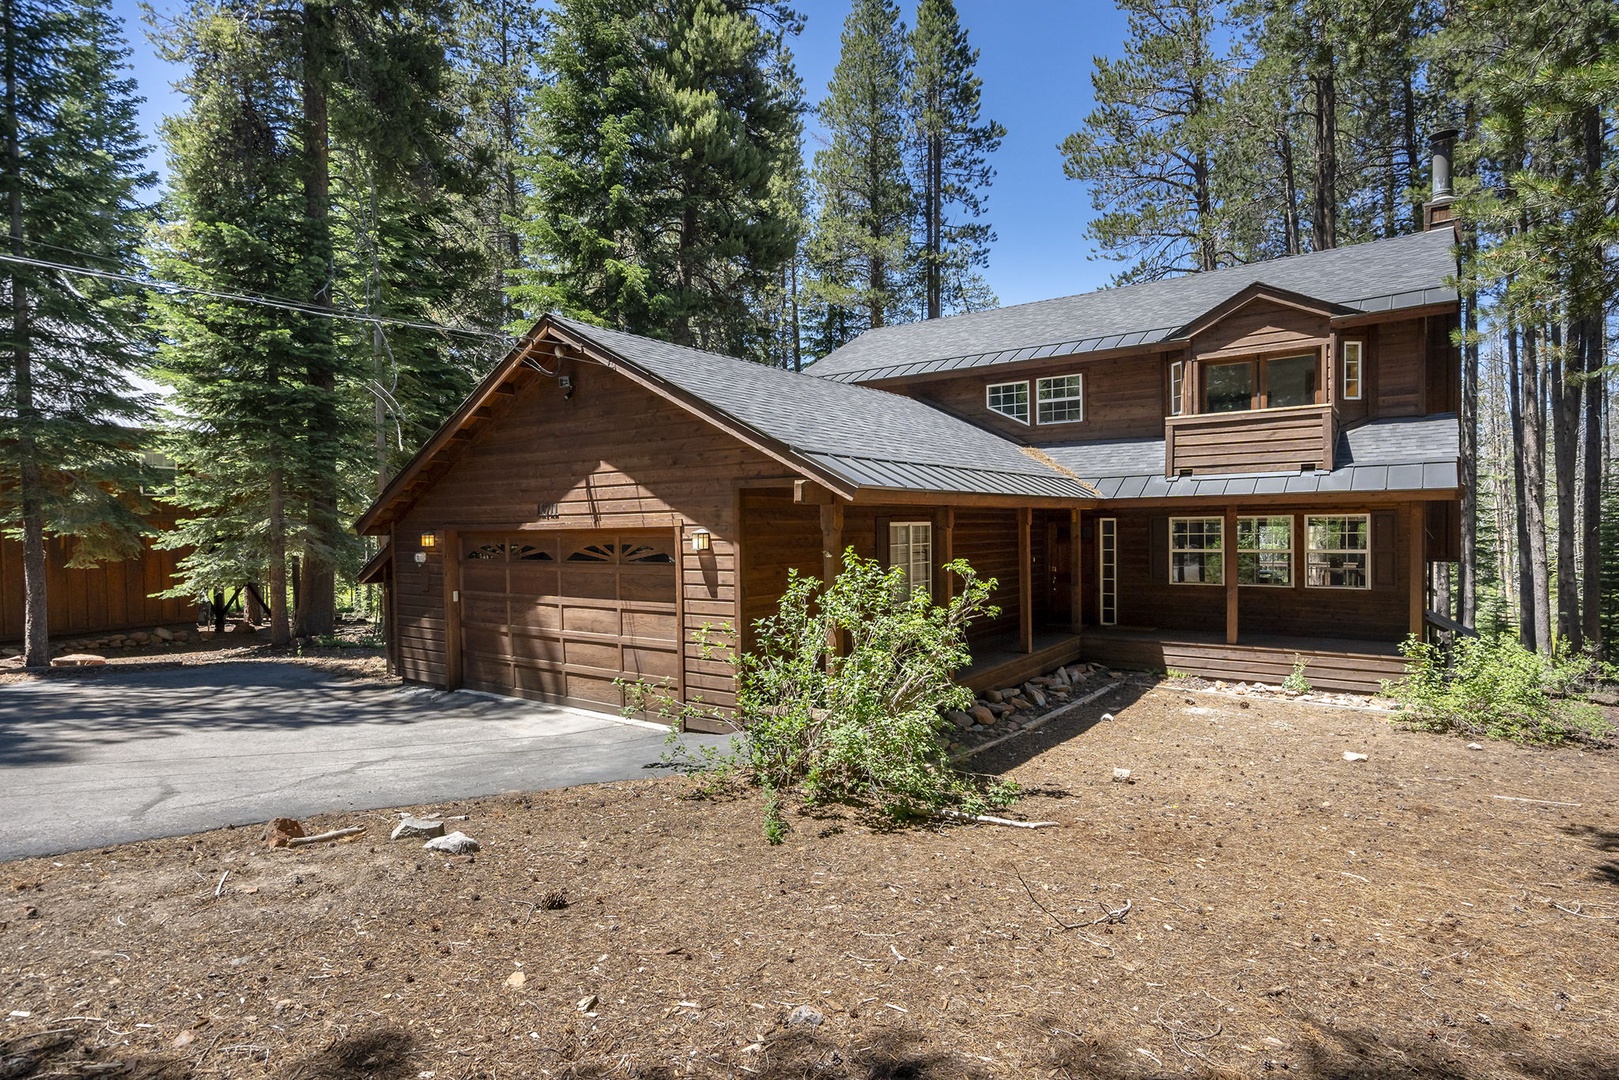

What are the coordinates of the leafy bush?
(630, 551, 1016, 837)
(1282, 654, 1312, 694)
(1387, 633, 1613, 745)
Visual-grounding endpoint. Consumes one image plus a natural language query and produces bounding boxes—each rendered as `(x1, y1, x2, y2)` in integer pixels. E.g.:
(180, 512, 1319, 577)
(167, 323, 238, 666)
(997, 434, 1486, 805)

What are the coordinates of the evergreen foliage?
(907, 0, 1003, 320)
(0, 0, 156, 666)
(514, 0, 804, 360)
(804, 0, 917, 347)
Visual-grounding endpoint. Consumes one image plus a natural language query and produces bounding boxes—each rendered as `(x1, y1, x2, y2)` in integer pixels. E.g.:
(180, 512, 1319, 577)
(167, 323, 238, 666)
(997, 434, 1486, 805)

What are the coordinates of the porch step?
(1082, 637, 1408, 695)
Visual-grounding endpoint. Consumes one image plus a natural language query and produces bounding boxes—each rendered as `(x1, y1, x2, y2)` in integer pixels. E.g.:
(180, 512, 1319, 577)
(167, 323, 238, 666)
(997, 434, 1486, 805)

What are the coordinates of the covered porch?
(1076, 626, 1408, 694)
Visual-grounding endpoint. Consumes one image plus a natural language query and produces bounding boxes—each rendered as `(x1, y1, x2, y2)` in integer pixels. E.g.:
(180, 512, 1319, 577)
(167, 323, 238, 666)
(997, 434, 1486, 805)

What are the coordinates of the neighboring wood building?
(357, 216, 1460, 729)
(0, 531, 192, 642)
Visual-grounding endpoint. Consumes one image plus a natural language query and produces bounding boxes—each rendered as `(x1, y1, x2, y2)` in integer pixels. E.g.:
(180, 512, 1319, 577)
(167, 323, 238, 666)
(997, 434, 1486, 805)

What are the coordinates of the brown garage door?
(458, 530, 680, 711)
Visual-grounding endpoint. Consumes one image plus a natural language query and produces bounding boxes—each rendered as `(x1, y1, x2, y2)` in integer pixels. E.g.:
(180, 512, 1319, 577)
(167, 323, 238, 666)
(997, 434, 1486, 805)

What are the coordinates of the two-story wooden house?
(356, 200, 1460, 729)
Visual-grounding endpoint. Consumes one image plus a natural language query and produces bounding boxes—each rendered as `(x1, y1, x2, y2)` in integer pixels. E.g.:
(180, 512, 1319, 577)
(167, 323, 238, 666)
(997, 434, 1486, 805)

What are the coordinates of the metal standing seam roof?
(806, 228, 1459, 384)
(1038, 414, 1461, 500)
(549, 316, 1095, 500)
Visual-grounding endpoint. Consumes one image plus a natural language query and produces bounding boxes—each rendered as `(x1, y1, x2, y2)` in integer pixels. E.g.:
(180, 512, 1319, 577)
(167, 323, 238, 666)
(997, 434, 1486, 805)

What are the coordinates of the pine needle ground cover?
(3, 681, 1616, 1079)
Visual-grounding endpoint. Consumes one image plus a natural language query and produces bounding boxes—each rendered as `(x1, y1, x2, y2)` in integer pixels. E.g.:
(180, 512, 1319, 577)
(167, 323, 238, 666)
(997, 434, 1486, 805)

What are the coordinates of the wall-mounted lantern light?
(689, 527, 711, 553)
(420, 531, 438, 550)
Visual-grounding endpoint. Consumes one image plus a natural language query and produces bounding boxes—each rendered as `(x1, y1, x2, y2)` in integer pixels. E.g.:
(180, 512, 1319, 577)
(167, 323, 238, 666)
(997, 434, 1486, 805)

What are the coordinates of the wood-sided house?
(356, 217, 1460, 730)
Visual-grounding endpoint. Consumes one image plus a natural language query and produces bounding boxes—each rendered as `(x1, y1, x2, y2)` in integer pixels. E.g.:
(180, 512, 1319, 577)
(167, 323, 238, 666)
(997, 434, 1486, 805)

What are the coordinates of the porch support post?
(1408, 501, 1426, 640)
(1069, 507, 1083, 635)
(821, 502, 845, 655)
(1018, 507, 1033, 654)
(443, 527, 462, 689)
(939, 505, 955, 602)
(1224, 507, 1238, 645)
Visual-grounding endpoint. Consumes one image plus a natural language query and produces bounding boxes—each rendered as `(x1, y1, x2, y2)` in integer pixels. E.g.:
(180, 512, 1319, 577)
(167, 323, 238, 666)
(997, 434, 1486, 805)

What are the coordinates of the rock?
(424, 831, 480, 854)
(1112, 767, 1132, 782)
(172, 630, 190, 642)
(1100, 712, 1114, 722)
(1051, 667, 1071, 686)
(983, 689, 1003, 704)
(1001, 720, 1021, 731)
(391, 817, 446, 841)
(786, 1005, 825, 1028)
(997, 687, 1021, 701)
(1009, 696, 1032, 711)
(130, 631, 150, 644)
(577, 994, 598, 1013)
(50, 653, 106, 667)
(1342, 751, 1369, 762)
(1027, 687, 1047, 708)
(986, 701, 1010, 716)
(505, 970, 526, 989)
(153, 626, 174, 642)
(969, 705, 995, 726)
(264, 817, 305, 847)
(1466, 742, 1484, 751)
(946, 710, 974, 730)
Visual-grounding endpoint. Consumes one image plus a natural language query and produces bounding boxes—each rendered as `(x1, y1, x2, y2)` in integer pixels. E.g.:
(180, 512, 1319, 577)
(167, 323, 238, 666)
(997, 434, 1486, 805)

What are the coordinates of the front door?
(1045, 521, 1072, 625)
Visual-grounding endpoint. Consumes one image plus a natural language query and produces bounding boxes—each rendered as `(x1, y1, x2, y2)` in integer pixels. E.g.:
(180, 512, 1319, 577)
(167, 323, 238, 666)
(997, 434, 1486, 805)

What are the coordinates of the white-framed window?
(1237, 515, 1293, 586)
(986, 381, 1029, 424)
(1036, 374, 1084, 424)
(1169, 360, 1185, 416)
(1306, 514, 1370, 589)
(1169, 517, 1223, 585)
(889, 521, 933, 600)
(1097, 517, 1117, 625)
(1342, 340, 1364, 400)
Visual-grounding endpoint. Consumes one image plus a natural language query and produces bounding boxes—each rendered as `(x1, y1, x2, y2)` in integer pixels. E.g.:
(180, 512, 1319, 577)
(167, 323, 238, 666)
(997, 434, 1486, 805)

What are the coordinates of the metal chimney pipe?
(1430, 128, 1460, 199)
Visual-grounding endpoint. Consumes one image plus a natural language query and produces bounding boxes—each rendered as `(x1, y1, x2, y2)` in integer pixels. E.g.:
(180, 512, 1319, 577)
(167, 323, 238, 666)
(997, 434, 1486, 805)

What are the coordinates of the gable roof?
(806, 228, 1458, 384)
(544, 316, 1092, 500)
(355, 316, 1097, 533)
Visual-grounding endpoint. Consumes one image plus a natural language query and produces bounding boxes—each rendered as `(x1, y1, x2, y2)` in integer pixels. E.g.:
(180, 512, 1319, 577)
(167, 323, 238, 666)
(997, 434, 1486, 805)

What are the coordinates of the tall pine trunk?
(1459, 267, 1479, 628)
(268, 465, 290, 645)
(925, 125, 941, 319)
(4, 0, 47, 668)
(1508, 320, 1535, 648)
(295, 0, 337, 639)
(1578, 105, 1605, 653)
(1520, 325, 1553, 652)
(1309, 29, 1337, 250)
(1551, 323, 1581, 649)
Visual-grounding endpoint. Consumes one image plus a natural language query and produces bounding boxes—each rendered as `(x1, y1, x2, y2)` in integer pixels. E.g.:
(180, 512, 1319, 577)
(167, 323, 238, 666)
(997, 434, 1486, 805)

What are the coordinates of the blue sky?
(110, 0, 1129, 307)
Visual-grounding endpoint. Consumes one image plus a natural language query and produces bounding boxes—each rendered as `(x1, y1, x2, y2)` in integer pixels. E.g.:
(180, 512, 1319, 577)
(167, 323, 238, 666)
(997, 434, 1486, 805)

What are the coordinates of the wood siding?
(0, 532, 192, 641)
(391, 359, 792, 720)
(1190, 300, 1327, 360)
(1091, 504, 1416, 644)
(892, 350, 1171, 443)
(1165, 403, 1334, 476)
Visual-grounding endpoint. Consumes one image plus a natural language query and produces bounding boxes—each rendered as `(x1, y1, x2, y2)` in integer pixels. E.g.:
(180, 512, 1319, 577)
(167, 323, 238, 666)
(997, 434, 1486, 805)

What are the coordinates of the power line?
(0, 251, 512, 343)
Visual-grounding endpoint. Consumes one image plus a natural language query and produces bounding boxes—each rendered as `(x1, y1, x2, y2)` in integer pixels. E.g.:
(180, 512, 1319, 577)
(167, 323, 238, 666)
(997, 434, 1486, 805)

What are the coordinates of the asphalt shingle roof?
(806, 229, 1458, 383)
(1039, 414, 1460, 500)
(549, 316, 1092, 499)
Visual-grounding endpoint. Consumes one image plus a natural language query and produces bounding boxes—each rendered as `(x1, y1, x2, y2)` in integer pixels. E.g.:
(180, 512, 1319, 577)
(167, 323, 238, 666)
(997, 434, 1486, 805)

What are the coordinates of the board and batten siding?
(389, 359, 793, 716)
(0, 531, 192, 641)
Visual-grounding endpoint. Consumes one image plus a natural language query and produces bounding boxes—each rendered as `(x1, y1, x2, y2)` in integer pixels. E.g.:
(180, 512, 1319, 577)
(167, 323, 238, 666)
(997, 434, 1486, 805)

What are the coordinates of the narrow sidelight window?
(1237, 516, 1293, 586)
(1342, 340, 1364, 400)
(1306, 514, 1370, 589)
(1169, 360, 1185, 416)
(986, 381, 1029, 424)
(1169, 517, 1223, 585)
(1098, 518, 1117, 625)
(1036, 374, 1084, 424)
(889, 521, 933, 600)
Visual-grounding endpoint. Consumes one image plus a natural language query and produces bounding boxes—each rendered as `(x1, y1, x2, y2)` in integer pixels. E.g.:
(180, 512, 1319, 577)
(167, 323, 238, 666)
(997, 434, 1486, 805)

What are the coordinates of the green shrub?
(1386, 633, 1613, 745)
(1282, 654, 1312, 694)
(630, 551, 1016, 832)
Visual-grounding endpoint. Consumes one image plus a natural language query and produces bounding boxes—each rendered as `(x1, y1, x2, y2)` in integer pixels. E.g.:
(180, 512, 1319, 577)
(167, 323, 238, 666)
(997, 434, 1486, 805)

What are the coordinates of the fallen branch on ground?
(939, 809, 1059, 828)
(285, 826, 366, 847)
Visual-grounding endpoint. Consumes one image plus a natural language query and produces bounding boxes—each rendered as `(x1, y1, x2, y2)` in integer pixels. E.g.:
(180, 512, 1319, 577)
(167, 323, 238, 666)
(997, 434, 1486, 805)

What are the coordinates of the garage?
(457, 530, 681, 711)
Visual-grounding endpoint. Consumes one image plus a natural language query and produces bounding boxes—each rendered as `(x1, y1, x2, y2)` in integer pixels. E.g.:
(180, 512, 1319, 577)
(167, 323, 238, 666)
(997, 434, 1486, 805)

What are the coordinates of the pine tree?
(908, 0, 1002, 320)
(804, 0, 916, 344)
(514, 0, 804, 359)
(0, 0, 155, 668)
(1060, 0, 1233, 283)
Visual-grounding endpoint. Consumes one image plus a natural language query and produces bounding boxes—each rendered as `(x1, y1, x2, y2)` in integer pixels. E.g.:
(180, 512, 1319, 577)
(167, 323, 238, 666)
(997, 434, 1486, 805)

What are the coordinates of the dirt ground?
(2, 676, 1616, 1080)
(0, 624, 388, 685)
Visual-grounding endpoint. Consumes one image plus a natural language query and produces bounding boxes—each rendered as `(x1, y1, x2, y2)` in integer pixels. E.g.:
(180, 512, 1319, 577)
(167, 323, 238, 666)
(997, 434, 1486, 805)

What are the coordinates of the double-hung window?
(1237, 516, 1293, 586)
(1342, 340, 1364, 400)
(986, 381, 1029, 424)
(1036, 374, 1084, 424)
(1169, 517, 1223, 585)
(889, 522, 933, 600)
(1306, 515, 1369, 588)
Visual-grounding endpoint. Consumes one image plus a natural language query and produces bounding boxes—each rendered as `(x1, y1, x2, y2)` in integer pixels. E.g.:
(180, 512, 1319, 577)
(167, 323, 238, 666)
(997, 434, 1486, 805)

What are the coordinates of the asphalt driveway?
(0, 662, 730, 862)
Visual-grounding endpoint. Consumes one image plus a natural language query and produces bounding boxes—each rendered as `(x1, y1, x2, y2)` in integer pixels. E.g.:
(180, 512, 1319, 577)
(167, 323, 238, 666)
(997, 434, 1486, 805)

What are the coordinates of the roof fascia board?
(1089, 487, 1458, 510)
(1329, 301, 1458, 329)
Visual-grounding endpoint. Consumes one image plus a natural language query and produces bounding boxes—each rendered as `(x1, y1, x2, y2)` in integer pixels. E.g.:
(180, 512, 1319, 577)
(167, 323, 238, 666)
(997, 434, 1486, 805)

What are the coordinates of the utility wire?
(0, 251, 512, 343)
